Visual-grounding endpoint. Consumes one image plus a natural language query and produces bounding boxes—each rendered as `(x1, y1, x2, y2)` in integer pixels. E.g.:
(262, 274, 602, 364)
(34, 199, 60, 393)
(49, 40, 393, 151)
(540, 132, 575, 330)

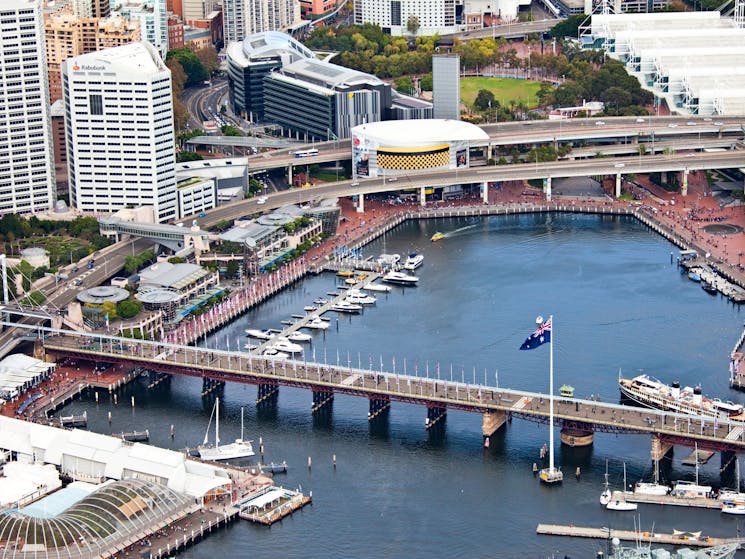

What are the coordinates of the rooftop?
(278, 58, 384, 92)
(228, 30, 313, 66)
(352, 119, 490, 148)
(66, 41, 167, 77)
(77, 285, 130, 305)
(138, 262, 210, 290)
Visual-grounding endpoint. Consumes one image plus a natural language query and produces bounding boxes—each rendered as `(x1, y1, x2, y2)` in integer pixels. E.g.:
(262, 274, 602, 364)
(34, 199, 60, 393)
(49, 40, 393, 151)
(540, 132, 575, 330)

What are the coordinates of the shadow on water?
(311, 406, 334, 430)
(368, 413, 391, 440)
(425, 418, 447, 447)
(558, 443, 595, 476)
(255, 398, 279, 423)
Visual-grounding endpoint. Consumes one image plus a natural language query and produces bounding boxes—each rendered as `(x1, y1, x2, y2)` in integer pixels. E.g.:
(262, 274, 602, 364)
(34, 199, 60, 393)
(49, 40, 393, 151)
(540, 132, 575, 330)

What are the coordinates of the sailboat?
(721, 458, 745, 514)
(606, 462, 638, 511)
(634, 455, 669, 496)
(600, 459, 612, 505)
(671, 442, 712, 499)
(198, 399, 255, 461)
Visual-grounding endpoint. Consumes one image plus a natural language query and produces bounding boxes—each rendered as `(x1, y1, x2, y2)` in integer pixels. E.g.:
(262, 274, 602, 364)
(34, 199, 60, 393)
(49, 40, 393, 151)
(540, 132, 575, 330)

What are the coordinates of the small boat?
(634, 458, 668, 496)
(303, 317, 329, 330)
(246, 329, 272, 340)
(267, 337, 304, 354)
(345, 278, 358, 285)
(363, 283, 391, 293)
(606, 463, 638, 511)
(304, 305, 318, 312)
(263, 348, 289, 359)
(337, 269, 355, 278)
(280, 319, 295, 326)
(376, 254, 401, 267)
(600, 459, 612, 505)
(431, 232, 444, 242)
(346, 290, 376, 305)
(313, 298, 328, 305)
(331, 301, 363, 313)
(721, 500, 745, 514)
(688, 269, 702, 282)
(287, 332, 312, 343)
(403, 253, 424, 270)
(198, 400, 255, 462)
(559, 384, 574, 397)
(382, 271, 419, 286)
(701, 280, 718, 294)
(720, 459, 745, 514)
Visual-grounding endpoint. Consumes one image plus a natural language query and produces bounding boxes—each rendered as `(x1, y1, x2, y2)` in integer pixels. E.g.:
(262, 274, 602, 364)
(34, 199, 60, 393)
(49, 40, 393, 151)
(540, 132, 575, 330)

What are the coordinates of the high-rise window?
(89, 94, 103, 115)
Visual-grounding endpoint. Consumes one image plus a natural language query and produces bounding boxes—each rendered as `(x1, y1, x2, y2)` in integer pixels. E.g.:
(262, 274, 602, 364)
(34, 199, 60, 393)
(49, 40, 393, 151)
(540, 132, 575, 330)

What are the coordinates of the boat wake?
(442, 223, 479, 238)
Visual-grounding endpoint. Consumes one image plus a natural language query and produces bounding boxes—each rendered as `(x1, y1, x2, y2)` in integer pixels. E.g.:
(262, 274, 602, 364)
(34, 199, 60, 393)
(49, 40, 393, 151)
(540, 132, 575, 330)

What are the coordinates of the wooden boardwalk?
(536, 524, 737, 547)
(613, 490, 722, 509)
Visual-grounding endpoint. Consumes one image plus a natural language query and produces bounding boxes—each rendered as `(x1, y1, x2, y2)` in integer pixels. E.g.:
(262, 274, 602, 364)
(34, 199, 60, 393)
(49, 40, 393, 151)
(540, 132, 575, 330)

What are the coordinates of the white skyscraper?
(224, 0, 300, 43)
(0, 0, 56, 214)
(62, 41, 177, 223)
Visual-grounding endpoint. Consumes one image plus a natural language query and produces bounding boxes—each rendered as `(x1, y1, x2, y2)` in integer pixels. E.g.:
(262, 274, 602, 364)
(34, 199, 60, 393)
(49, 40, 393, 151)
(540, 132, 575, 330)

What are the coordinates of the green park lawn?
(461, 77, 542, 109)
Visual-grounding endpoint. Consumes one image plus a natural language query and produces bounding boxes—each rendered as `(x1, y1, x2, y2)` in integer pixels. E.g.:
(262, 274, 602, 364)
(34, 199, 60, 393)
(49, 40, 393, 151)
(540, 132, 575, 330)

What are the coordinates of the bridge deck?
(37, 328, 745, 454)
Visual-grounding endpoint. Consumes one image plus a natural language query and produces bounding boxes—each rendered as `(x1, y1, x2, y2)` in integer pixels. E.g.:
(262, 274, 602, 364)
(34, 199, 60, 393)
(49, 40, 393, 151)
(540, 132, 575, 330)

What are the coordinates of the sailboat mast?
(216, 397, 220, 449)
(549, 314, 555, 474)
(694, 442, 699, 485)
(241, 407, 244, 441)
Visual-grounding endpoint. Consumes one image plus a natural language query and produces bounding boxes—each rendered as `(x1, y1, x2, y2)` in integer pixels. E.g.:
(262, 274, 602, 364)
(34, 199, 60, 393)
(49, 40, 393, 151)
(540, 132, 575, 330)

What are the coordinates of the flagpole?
(549, 313, 554, 475)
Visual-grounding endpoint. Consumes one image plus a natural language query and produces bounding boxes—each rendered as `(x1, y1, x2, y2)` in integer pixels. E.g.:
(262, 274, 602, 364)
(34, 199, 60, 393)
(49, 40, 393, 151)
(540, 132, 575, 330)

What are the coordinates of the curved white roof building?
(351, 119, 489, 178)
(585, 12, 745, 116)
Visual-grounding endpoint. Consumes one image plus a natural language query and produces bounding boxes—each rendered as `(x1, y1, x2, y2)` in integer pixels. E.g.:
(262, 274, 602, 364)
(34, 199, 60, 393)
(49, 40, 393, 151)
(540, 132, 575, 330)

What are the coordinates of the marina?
(535, 524, 739, 548)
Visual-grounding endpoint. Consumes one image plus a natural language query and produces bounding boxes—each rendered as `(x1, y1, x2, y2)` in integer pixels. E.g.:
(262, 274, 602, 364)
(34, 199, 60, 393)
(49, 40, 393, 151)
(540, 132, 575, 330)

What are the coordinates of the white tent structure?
(582, 11, 745, 116)
(0, 354, 54, 400)
(0, 416, 232, 500)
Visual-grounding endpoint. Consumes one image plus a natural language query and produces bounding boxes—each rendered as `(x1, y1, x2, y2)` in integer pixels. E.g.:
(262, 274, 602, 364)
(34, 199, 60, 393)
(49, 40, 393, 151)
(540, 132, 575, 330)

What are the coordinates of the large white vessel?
(245, 329, 272, 340)
(303, 317, 329, 330)
(331, 300, 363, 313)
(267, 337, 304, 354)
(618, 374, 745, 420)
(362, 283, 391, 293)
(403, 253, 424, 270)
(198, 399, 255, 462)
(346, 290, 376, 305)
(382, 271, 419, 286)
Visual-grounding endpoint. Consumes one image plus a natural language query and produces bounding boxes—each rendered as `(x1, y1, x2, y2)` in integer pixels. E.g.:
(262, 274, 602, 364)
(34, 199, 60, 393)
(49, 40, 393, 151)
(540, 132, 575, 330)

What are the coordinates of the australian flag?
(519, 318, 551, 350)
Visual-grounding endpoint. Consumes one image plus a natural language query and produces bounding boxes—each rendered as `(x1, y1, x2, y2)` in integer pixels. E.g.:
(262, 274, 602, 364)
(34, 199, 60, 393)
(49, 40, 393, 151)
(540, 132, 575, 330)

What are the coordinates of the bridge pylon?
(256, 383, 279, 405)
(368, 396, 390, 421)
(311, 389, 334, 413)
(560, 421, 594, 447)
(651, 434, 674, 464)
(425, 405, 447, 429)
(201, 377, 224, 397)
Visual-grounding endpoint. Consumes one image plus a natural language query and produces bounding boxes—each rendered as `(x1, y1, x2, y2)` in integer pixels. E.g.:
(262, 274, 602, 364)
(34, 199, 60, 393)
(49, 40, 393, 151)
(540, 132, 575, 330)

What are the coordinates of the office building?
(73, 0, 110, 19)
(223, 0, 301, 43)
(0, 0, 56, 214)
(226, 31, 313, 120)
(116, 0, 169, 57)
(63, 42, 177, 223)
(432, 54, 460, 120)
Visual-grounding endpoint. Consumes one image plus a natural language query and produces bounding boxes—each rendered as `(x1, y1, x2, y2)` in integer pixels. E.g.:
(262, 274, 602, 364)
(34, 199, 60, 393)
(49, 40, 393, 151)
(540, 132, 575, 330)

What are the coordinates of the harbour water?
(58, 213, 745, 558)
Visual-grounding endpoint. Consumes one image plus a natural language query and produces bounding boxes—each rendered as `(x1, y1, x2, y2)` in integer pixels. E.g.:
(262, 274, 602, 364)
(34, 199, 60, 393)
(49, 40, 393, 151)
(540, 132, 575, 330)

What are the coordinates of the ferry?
(431, 232, 444, 242)
(618, 374, 745, 420)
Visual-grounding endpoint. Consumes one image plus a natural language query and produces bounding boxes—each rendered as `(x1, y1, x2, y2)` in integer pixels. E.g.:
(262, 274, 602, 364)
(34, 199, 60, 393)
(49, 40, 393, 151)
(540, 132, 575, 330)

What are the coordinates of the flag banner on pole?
(519, 318, 552, 350)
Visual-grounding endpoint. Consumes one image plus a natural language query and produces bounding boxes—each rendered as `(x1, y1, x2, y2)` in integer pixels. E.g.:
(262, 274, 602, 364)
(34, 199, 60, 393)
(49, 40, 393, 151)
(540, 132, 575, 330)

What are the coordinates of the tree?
(177, 151, 203, 162)
(420, 73, 433, 91)
(117, 299, 143, 319)
(550, 14, 586, 39)
(166, 48, 208, 86)
(101, 301, 117, 320)
(407, 15, 420, 35)
(474, 89, 497, 111)
(393, 76, 414, 94)
(195, 46, 220, 75)
(226, 260, 240, 278)
(166, 58, 188, 95)
(221, 125, 242, 136)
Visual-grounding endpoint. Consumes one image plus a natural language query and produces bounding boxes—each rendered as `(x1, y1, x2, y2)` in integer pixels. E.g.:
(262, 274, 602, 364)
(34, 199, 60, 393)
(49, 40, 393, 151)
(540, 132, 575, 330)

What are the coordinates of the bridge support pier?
(368, 397, 390, 421)
(681, 168, 689, 196)
(615, 173, 622, 198)
(311, 390, 334, 413)
(420, 187, 427, 207)
(543, 177, 552, 201)
(482, 181, 489, 204)
(720, 450, 736, 475)
(651, 435, 674, 464)
(482, 411, 507, 446)
(256, 383, 279, 405)
(201, 378, 224, 397)
(147, 371, 170, 389)
(287, 164, 293, 186)
(425, 405, 447, 429)
(356, 193, 364, 213)
(560, 422, 594, 447)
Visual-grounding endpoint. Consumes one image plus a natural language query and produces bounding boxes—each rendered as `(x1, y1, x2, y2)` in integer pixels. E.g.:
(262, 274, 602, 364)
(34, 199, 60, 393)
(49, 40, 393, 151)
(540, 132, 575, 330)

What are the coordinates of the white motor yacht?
(245, 329, 272, 340)
(403, 253, 424, 270)
(303, 317, 329, 330)
(287, 332, 312, 343)
(362, 283, 391, 293)
(331, 300, 363, 313)
(267, 337, 304, 354)
(382, 271, 419, 286)
(346, 292, 376, 305)
(263, 348, 290, 359)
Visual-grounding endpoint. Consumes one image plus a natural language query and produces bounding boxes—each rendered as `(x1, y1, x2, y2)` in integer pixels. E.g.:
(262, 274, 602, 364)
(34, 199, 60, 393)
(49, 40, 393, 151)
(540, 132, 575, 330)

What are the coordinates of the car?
(72, 266, 78, 273)
(685, 153, 696, 157)
(256, 196, 268, 205)
(595, 121, 605, 126)
(703, 117, 713, 122)
(635, 118, 645, 123)
(198, 211, 207, 217)
(668, 123, 678, 128)
(387, 176, 398, 182)
(714, 121, 724, 126)
(614, 163, 625, 168)
(350, 181, 360, 187)
(686, 121, 696, 126)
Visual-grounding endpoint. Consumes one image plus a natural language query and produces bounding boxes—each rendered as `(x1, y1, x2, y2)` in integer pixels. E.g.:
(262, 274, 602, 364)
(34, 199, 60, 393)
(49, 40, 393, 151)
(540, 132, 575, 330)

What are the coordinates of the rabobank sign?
(73, 64, 106, 71)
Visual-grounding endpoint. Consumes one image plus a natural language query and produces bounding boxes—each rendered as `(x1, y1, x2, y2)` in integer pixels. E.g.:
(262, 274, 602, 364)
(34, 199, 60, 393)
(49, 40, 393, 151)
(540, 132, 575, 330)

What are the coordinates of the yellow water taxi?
(336, 269, 355, 278)
(431, 232, 444, 242)
(559, 384, 575, 398)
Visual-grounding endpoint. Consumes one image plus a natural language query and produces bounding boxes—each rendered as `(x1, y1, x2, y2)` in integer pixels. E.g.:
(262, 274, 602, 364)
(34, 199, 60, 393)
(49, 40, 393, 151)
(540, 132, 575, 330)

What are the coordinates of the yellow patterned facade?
(377, 145, 450, 170)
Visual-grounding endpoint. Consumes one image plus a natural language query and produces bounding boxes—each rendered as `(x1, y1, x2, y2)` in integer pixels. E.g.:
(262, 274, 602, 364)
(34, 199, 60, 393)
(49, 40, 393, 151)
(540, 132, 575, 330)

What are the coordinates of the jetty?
(237, 485, 311, 525)
(610, 490, 722, 509)
(536, 524, 736, 547)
